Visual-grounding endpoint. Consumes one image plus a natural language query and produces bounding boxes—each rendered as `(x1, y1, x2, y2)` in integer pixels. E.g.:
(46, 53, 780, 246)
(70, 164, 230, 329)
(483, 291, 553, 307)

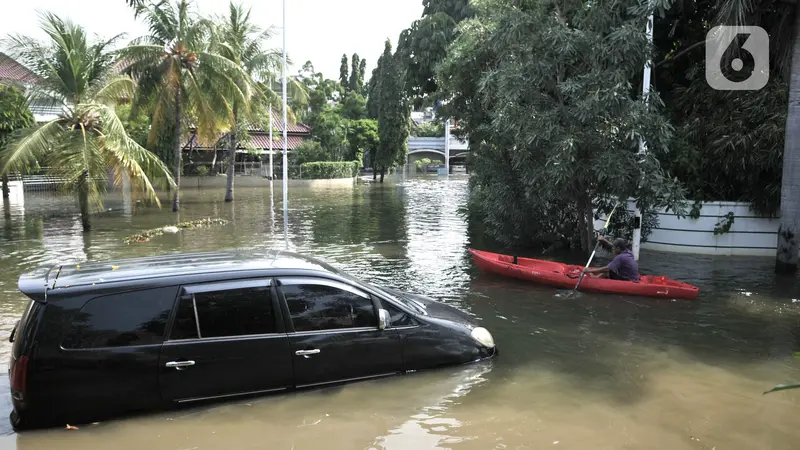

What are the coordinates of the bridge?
(406, 136, 470, 173)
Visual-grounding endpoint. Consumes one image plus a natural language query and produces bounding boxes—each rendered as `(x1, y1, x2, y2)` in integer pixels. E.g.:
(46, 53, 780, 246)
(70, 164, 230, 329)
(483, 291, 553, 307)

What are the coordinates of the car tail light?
(10, 355, 29, 399)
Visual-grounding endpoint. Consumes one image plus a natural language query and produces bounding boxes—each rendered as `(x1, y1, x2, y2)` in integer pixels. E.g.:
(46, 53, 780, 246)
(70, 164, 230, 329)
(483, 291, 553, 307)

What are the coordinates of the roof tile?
(0, 53, 39, 85)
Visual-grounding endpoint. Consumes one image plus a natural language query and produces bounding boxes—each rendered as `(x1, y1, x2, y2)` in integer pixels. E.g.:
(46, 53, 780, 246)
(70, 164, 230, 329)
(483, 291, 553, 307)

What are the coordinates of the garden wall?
(594, 200, 778, 257)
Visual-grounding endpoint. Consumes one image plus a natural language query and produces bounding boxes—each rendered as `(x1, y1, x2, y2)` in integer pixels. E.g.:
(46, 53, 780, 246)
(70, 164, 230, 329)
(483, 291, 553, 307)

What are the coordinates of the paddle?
(565, 203, 618, 298)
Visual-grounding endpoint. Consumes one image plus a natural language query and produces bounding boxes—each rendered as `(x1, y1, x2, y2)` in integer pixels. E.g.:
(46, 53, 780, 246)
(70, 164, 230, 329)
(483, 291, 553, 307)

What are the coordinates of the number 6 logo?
(705, 26, 769, 91)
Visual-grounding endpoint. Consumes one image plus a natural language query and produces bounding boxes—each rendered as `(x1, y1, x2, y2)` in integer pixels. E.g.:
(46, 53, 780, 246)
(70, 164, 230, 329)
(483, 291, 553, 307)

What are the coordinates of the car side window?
(62, 287, 176, 349)
(381, 300, 415, 327)
(281, 281, 377, 332)
(169, 284, 276, 340)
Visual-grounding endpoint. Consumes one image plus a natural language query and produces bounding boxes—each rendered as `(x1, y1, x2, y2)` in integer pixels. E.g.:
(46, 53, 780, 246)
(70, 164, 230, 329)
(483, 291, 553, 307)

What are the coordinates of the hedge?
(299, 161, 359, 179)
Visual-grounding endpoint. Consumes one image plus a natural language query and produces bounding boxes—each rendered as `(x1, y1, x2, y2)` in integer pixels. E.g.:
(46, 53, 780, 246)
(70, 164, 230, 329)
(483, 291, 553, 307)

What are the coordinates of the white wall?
(593, 200, 778, 257)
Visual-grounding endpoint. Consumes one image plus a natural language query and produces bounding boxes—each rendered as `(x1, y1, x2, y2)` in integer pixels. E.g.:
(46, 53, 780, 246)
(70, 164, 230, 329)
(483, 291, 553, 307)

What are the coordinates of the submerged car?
(8, 249, 496, 429)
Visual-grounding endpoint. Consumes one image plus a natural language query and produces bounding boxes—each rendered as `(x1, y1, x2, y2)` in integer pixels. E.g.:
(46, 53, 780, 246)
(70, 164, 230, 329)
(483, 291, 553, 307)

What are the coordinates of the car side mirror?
(378, 309, 391, 330)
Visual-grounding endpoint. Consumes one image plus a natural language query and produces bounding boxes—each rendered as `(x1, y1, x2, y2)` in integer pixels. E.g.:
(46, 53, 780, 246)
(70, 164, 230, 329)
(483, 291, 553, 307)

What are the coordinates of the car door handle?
(166, 360, 195, 370)
(295, 349, 320, 358)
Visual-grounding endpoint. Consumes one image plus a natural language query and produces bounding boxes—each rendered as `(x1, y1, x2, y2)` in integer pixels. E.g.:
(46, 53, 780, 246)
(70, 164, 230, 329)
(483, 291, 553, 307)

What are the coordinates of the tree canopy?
(436, 0, 685, 251)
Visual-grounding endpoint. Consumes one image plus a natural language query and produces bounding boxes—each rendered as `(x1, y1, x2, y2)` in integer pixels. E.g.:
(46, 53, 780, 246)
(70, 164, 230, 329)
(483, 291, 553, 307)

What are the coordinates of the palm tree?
(119, 0, 251, 211)
(213, 1, 308, 202)
(0, 12, 175, 232)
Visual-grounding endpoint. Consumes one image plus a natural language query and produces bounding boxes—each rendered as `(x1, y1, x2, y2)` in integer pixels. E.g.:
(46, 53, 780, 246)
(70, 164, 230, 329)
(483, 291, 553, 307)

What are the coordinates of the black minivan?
(8, 249, 496, 429)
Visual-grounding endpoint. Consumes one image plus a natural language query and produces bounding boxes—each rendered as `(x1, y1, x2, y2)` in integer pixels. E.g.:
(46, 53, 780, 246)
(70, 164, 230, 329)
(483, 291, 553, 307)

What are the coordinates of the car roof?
(18, 248, 350, 300)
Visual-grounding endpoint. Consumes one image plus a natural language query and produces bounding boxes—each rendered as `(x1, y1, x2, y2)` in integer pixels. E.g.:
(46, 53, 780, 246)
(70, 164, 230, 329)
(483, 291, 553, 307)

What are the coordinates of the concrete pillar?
(444, 119, 451, 175)
(632, 13, 654, 262)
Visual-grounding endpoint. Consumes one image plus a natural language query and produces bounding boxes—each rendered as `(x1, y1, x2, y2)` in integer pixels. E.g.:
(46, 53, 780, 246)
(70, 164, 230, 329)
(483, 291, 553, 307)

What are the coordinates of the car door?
(158, 278, 293, 402)
(276, 276, 404, 388)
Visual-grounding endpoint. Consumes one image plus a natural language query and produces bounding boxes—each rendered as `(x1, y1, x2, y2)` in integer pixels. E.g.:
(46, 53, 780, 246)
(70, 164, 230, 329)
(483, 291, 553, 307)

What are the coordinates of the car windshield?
(312, 258, 426, 314)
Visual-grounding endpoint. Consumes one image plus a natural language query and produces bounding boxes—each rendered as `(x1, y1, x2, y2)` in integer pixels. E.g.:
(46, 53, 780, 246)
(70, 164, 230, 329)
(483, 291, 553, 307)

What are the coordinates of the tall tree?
(349, 53, 361, 92)
(213, 2, 305, 202)
(366, 58, 382, 120)
(340, 91, 367, 120)
(374, 40, 410, 183)
(359, 58, 367, 94)
(396, 0, 473, 107)
(1, 13, 174, 231)
(777, 12, 800, 273)
(119, 0, 251, 211)
(0, 84, 34, 200)
(339, 54, 349, 87)
(436, 0, 685, 251)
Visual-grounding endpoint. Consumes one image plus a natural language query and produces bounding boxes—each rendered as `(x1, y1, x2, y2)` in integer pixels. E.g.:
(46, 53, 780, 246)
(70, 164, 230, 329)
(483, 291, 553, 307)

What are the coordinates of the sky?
(0, 0, 424, 81)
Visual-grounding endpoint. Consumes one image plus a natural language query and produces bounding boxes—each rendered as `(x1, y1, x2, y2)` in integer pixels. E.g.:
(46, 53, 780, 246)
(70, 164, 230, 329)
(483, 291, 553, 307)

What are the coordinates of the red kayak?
(469, 249, 699, 299)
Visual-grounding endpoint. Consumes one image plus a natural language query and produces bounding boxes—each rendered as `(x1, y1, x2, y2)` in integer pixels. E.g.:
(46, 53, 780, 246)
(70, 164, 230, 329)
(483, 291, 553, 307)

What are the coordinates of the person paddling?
(582, 237, 640, 281)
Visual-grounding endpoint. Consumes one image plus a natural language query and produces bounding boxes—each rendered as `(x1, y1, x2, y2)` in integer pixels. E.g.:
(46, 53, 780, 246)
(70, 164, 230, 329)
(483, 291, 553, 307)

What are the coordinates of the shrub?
(299, 161, 359, 179)
(195, 166, 209, 176)
(293, 141, 329, 165)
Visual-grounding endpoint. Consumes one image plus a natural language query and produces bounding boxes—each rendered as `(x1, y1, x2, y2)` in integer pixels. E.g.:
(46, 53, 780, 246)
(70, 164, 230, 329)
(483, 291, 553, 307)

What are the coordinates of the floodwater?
(0, 176, 799, 449)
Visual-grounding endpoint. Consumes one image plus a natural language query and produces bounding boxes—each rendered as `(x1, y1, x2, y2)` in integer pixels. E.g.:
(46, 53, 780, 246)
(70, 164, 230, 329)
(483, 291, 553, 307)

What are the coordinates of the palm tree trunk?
(78, 172, 91, 232)
(379, 167, 385, 183)
(225, 109, 238, 203)
(1, 174, 9, 199)
(172, 87, 182, 212)
(776, 12, 800, 274)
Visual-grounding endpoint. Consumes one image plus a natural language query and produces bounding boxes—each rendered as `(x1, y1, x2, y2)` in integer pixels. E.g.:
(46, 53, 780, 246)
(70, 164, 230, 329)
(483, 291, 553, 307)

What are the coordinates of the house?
(0, 52, 63, 122)
(182, 108, 313, 175)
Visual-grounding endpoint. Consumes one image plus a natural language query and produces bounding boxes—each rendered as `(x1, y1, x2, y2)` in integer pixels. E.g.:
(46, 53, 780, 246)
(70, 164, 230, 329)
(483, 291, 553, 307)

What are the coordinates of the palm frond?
(184, 67, 231, 146)
(95, 76, 137, 105)
(93, 102, 176, 197)
(0, 119, 67, 173)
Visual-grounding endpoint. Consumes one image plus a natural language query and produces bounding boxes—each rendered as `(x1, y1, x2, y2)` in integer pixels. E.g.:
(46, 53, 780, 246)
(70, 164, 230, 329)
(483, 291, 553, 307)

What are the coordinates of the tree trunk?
(78, 172, 91, 232)
(776, 11, 800, 274)
(578, 201, 588, 253)
(1, 174, 9, 199)
(225, 109, 238, 203)
(373, 167, 377, 180)
(379, 167, 385, 183)
(172, 87, 183, 212)
(584, 194, 595, 253)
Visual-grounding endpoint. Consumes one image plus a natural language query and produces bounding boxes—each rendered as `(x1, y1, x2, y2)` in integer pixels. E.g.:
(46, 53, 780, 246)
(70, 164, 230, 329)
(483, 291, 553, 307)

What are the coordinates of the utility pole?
(268, 108, 273, 179)
(632, 12, 654, 261)
(281, 0, 289, 245)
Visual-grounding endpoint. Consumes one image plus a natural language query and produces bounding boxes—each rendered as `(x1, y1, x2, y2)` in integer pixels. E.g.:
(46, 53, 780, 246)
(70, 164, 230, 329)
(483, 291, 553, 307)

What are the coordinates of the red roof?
(0, 53, 38, 85)
(182, 132, 308, 151)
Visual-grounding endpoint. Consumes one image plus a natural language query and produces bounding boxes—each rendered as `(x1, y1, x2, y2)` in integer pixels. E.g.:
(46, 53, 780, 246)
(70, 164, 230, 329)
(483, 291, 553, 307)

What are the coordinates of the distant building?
(182, 108, 313, 174)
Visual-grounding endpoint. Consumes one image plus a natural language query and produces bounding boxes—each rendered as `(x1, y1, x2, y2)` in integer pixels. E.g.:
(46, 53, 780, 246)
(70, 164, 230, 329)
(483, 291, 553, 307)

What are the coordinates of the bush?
(299, 161, 359, 179)
(293, 141, 329, 165)
(195, 166, 209, 176)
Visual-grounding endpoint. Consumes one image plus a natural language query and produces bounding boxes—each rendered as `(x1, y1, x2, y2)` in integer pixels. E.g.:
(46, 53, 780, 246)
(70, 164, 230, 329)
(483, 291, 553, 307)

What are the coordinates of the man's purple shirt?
(608, 250, 639, 281)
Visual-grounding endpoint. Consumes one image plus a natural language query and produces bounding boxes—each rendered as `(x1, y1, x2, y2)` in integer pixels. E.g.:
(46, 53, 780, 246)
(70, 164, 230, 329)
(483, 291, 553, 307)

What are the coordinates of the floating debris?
(66, 424, 79, 430)
(122, 218, 229, 244)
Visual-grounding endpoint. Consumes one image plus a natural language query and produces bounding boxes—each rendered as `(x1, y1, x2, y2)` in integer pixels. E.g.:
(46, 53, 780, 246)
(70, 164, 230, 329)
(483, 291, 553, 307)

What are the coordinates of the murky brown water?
(0, 176, 799, 449)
